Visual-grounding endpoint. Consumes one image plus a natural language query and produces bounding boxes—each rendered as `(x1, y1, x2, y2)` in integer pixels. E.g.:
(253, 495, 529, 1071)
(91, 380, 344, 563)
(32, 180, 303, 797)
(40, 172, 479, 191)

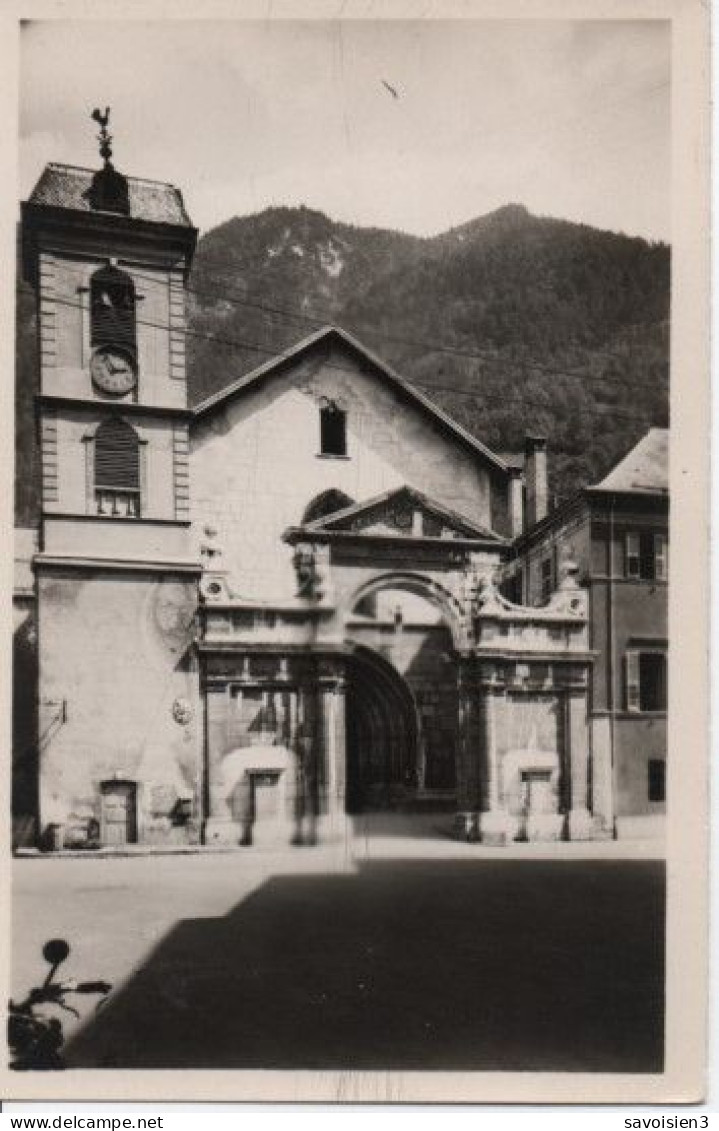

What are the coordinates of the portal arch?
(343, 570, 466, 649)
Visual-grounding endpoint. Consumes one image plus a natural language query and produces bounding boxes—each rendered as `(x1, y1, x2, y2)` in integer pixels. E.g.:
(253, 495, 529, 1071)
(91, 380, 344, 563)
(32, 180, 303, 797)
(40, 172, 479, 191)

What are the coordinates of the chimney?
(524, 435, 548, 528)
(508, 466, 524, 538)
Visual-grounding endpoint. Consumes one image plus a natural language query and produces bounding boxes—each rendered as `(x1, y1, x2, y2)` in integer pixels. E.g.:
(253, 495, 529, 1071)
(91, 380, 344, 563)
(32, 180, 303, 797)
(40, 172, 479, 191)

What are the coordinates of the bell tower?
(21, 111, 204, 849)
(22, 108, 197, 549)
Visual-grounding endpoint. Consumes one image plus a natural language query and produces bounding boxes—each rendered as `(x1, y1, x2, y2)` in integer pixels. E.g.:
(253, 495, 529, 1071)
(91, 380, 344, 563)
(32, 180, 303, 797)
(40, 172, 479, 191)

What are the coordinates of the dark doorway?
(345, 647, 418, 812)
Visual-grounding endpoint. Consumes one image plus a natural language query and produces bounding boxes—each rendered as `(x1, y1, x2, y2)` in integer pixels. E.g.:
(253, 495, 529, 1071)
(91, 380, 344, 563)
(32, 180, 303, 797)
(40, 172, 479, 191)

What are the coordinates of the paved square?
(12, 846, 665, 1073)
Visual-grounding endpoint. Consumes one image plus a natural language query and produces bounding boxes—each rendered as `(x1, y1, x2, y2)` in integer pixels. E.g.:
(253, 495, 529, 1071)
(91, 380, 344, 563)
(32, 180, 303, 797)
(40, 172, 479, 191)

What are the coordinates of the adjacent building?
(502, 428, 668, 837)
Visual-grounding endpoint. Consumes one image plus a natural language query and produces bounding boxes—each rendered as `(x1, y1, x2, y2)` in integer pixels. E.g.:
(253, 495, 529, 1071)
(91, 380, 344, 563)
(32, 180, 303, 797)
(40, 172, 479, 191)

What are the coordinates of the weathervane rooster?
(91, 106, 113, 164)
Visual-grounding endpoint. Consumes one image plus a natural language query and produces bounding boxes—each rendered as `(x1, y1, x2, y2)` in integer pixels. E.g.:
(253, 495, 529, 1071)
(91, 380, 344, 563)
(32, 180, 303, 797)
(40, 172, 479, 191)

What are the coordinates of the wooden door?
(101, 782, 137, 846)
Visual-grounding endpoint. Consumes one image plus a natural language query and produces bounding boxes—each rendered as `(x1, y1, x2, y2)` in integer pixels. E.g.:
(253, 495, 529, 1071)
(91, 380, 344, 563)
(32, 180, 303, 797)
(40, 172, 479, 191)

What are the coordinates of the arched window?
(319, 401, 347, 457)
(90, 265, 137, 359)
(94, 417, 141, 518)
(302, 489, 355, 525)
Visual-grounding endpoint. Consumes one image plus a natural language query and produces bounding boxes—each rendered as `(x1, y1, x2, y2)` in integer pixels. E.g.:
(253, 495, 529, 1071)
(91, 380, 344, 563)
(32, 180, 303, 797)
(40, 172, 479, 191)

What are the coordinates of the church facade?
(13, 144, 644, 851)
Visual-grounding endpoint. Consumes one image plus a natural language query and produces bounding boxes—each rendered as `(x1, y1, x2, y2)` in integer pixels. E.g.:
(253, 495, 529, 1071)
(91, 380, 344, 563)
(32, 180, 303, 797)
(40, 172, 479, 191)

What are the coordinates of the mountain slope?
(186, 204, 669, 501)
(15, 204, 669, 525)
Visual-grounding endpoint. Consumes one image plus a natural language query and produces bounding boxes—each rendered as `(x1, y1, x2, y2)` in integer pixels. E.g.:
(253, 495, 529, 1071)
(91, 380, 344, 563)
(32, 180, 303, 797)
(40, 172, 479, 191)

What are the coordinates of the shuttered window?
(90, 265, 137, 358)
(625, 650, 641, 711)
(625, 532, 641, 578)
(625, 531, 668, 580)
(94, 417, 141, 518)
(654, 534, 668, 580)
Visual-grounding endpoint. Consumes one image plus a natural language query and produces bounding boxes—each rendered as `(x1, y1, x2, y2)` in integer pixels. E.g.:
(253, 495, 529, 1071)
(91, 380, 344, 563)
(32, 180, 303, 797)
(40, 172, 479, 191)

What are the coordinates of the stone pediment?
(301, 486, 502, 544)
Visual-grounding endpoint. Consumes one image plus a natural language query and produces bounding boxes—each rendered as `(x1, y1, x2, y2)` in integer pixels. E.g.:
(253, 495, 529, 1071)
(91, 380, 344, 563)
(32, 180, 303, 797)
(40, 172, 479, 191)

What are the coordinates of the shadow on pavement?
(64, 859, 665, 1072)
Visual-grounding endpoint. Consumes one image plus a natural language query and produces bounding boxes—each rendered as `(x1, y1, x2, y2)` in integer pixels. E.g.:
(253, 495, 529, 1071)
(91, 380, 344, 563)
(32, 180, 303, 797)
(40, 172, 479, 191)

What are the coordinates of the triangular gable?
(302, 485, 504, 544)
(192, 325, 508, 476)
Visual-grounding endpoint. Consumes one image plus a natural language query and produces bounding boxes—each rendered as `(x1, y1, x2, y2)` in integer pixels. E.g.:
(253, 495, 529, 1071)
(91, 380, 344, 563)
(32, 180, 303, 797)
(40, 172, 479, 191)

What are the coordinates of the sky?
(19, 19, 670, 241)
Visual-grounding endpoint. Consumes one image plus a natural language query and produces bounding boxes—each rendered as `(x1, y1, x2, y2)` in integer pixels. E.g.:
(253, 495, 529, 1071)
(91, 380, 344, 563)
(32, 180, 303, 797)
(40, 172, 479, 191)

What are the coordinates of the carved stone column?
(478, 678, 510, 846)
(566, 689, 593, 840)
(319, 675, 348, 843)
(203, 681, 245, 846)
(294, 668, 319, 845)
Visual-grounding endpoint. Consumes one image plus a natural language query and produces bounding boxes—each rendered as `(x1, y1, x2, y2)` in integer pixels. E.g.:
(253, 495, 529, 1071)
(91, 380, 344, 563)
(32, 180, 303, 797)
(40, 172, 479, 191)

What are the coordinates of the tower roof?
(26, 162, 193, 228)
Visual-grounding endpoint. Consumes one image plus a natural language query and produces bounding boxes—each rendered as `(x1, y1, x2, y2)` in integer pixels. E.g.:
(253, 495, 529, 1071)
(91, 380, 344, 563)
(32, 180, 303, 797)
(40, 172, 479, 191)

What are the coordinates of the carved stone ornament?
(200, 524, 226, 571)
(549, 554, 587, 617)
(293, 542, 327, 602)
(199, 523, 233, 603)
(474, 571, 504, 614)
(172, 697, 194, 726)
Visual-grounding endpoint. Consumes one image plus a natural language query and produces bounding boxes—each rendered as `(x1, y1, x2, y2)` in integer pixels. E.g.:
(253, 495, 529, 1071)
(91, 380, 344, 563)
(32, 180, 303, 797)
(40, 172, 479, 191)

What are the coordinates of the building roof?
(193, 325, 509, 476)
(26, 163, 193, 228)
(591, 428, 668, 495)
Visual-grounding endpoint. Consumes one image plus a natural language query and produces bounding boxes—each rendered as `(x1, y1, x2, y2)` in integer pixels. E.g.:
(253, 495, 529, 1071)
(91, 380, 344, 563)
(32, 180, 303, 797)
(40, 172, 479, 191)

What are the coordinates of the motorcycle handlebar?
(21, 979, 110, 1005)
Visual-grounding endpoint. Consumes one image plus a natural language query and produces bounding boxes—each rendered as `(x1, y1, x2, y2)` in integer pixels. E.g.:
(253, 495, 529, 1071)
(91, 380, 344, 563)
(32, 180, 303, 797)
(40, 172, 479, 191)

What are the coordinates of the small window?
(320, 402, 347, 457)
(648, 759, 666, 803)
(90, 265, 137, 358)
(540, 556, 553, 603)
(625, 650, 667, 712)
(625, 531, 668, 581)
(94, 417, 141, 518)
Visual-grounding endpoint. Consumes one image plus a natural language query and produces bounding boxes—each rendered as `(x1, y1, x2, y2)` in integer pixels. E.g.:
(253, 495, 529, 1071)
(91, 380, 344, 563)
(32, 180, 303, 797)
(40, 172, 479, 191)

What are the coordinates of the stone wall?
(202, 651, 344, 847)
(37, 569, 201, 847)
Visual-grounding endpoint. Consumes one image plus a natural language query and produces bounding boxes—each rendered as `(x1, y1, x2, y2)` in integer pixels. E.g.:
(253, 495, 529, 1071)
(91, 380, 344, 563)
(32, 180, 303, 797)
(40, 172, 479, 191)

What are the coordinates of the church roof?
(591, 428, 668, 494)
(26, 163, 193, 228)
(193, 325, 509, 475)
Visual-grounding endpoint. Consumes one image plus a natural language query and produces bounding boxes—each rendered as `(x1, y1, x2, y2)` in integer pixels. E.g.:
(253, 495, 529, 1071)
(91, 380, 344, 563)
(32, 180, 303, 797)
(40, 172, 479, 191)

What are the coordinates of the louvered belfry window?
(94, 417, 141, 518)
(90, 265, 137, 358)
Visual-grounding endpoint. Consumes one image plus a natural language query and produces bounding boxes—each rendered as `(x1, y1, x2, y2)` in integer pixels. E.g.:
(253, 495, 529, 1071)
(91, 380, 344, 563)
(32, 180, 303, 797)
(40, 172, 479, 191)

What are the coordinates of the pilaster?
(454, 657, 480, 840)
(318, 673, 349, 843)
(477, 680, 511, 846)
(566, 688, 593, 840)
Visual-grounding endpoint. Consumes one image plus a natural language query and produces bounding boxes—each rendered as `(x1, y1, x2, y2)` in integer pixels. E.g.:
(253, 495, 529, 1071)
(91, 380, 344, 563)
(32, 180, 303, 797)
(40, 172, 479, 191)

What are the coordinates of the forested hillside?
(16, 204, 669, 523)
(187, 204, 669, 501)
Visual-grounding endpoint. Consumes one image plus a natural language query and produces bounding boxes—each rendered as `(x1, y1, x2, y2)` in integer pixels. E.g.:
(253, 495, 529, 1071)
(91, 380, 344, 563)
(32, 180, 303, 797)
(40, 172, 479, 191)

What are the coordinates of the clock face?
(90, 347, 137, 396)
